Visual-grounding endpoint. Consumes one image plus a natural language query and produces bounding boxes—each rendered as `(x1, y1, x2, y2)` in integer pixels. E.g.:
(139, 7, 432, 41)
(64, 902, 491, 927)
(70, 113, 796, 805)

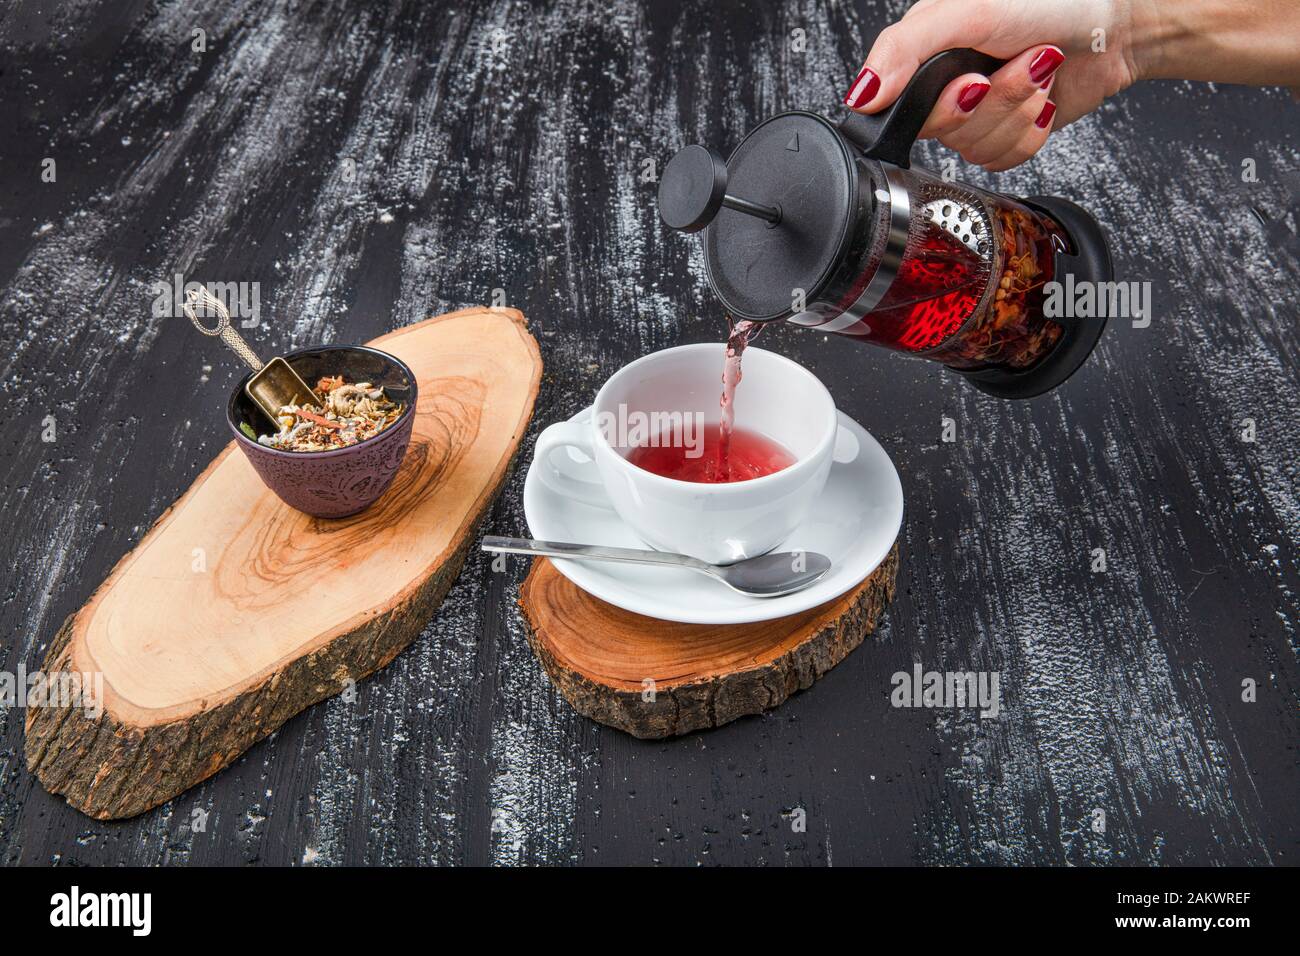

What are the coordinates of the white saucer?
(522, 407, 903, 625)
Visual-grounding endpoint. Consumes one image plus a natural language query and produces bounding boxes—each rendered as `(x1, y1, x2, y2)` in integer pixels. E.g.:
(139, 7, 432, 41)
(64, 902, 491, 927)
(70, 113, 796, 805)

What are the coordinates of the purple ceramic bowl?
(227, 345, 417, 518)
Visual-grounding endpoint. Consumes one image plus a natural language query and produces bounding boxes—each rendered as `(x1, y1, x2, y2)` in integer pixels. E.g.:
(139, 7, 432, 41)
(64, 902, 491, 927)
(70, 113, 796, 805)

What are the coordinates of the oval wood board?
(26, 307, 541, 820)
(519, 544, 899, 738)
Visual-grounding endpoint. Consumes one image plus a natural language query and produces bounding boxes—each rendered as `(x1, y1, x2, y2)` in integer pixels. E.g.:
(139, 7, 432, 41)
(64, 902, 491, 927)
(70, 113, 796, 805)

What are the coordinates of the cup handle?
(534, 420, 607, 506)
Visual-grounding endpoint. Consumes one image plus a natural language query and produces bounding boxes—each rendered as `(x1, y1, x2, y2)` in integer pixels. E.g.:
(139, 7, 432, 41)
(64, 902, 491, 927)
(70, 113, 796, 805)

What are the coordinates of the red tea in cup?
(626, 317, 796, 483)
(626, 424, 795, 483)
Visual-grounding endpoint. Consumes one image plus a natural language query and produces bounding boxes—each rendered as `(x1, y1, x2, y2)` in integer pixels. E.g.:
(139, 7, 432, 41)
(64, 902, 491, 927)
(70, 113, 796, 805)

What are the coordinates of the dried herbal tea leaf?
(256, 375, 405, 452)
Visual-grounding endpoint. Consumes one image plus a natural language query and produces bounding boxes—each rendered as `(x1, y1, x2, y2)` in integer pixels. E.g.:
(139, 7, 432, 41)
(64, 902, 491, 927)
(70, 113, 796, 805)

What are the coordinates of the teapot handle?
(837, 48, 1006, 168)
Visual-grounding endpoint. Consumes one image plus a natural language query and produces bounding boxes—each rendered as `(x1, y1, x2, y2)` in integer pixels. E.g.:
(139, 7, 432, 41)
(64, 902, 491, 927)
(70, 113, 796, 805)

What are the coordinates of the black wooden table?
(1, 0, 1295, 866)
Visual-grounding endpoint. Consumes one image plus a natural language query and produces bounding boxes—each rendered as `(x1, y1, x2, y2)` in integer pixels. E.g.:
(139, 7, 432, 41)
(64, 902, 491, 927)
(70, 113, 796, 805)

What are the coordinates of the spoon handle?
(184, 287, 264, 372)
(482, 536, 709, 571)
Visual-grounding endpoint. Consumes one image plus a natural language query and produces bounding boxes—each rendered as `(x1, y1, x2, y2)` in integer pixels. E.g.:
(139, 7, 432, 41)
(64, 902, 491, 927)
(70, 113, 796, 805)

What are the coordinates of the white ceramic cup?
(534, 343, 837, 565)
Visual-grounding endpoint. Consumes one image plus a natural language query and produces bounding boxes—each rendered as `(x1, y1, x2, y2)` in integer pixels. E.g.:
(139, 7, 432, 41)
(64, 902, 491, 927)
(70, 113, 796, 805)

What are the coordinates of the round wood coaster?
(518, 544, 899, 738)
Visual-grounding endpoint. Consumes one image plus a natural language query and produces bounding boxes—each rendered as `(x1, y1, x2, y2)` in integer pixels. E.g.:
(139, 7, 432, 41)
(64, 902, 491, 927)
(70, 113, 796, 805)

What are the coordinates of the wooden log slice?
(26, 307, 541, 819)
(519, 544, 899, 738)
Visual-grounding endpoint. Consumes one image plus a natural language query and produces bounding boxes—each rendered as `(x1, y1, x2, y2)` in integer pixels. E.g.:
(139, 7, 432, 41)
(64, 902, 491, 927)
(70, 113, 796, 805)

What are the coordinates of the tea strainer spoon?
(184, 286, 316, 427)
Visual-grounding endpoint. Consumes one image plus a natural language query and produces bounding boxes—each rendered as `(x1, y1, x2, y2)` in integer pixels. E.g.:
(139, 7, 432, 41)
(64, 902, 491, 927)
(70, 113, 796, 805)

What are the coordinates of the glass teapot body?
(785, 156, 1072, 376)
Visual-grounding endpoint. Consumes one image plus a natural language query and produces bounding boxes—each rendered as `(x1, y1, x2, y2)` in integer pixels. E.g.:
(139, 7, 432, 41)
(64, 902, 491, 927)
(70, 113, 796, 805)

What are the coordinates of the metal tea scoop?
(184, 286, 316, 426)
(482, 536, 832, 598)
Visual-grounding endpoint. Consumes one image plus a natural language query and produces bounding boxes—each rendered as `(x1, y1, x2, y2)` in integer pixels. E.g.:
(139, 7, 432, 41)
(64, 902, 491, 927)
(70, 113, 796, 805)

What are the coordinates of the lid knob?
(658, 144, 782, 233)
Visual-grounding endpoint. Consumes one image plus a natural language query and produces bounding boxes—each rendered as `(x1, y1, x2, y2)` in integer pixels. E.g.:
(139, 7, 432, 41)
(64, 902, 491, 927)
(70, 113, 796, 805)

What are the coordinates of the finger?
(978, 102, 1056, 171)
(955, 88, 1051, 166)
(965, 98, 1057, 171)
(942, 45, 1064, 153)
(842, 3, 1001, 113)
(918, 72, 992, 139)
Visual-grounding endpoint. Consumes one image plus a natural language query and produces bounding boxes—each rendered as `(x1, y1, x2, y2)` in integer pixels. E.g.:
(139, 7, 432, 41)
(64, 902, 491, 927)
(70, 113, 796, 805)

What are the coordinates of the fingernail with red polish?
(957, 81, 990, 112)
(1040, 79, 1052, 90)
(1028, 47, 1065, 84)
(1035, 101, 1057, 129)
(844, 66, 880, 109)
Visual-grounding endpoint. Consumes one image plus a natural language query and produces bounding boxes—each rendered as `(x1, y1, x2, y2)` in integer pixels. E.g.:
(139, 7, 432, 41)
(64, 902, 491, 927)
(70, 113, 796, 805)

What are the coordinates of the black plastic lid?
(702, 112, 857, 322)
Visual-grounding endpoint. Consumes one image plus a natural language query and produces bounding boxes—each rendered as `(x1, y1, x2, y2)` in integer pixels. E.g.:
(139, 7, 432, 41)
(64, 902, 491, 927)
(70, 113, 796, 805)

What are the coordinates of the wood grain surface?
(0, 0, 1296, 865)
(25, 307, 541, 819)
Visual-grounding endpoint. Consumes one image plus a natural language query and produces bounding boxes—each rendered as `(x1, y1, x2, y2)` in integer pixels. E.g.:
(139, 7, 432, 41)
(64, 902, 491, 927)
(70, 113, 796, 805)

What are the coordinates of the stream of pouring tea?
(718, 318, 760, 481)
(627, 318, 792, 482)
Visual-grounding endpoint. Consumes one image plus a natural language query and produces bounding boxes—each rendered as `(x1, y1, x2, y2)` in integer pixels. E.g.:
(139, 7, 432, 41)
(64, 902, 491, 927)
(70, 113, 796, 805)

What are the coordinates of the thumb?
(844, 5, 999, 113)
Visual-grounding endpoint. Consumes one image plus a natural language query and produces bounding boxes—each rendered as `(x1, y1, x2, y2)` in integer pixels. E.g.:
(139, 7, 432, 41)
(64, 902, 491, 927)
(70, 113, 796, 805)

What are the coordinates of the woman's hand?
(843, 0, 1142, 172)
(844, 0, 1300, 172)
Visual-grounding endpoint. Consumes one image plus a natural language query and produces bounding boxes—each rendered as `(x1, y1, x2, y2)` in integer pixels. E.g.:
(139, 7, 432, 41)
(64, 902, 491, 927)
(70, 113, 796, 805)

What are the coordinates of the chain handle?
(184, 287, 263, 371)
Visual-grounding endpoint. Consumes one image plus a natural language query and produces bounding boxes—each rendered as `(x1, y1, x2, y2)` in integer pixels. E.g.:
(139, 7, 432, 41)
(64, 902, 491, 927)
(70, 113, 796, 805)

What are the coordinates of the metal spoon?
(184, 286, 317, 427)
(482, 536, 832, 598)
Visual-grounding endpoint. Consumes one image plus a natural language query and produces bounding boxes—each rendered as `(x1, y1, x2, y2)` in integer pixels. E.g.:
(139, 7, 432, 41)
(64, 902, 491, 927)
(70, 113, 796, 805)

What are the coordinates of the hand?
(844, 0, 1300, 172)
(843, 0, 1142, 171)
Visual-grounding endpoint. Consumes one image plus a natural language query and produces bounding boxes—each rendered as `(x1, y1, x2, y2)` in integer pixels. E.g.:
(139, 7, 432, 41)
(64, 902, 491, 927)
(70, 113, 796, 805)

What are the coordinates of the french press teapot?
(658, 49, 1112, 398)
